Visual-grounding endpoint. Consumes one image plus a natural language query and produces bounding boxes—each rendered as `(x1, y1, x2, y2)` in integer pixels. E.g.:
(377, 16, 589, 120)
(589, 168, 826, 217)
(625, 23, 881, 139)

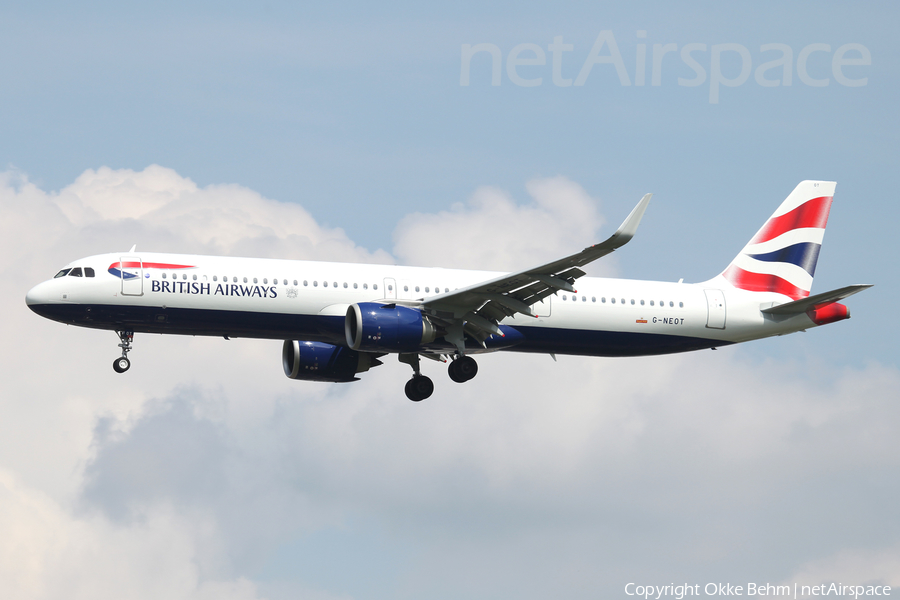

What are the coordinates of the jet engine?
(345, 302, 438, 352)
(282, 340, 381, 383)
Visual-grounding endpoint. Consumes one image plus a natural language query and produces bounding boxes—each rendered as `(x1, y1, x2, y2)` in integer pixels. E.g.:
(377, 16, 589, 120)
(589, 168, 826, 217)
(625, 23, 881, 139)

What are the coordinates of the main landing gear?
(113, 330, 134, 373)
(405, 375, 434, 402)
(400, 353, 434, 402)
(448, 355, 477, 383)
(400, 354, 480, 401)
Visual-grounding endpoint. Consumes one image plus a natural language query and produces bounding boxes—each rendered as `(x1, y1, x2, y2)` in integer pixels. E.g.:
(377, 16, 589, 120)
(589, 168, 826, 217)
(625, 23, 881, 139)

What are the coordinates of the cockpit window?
(68, 268, 83, 277)
(84, 267, 95, 277)
(54, 269, 71, 278)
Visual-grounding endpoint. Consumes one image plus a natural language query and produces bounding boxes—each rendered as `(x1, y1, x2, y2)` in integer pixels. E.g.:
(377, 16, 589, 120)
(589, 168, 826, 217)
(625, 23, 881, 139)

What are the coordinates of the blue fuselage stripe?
(27, 303, 728, 357)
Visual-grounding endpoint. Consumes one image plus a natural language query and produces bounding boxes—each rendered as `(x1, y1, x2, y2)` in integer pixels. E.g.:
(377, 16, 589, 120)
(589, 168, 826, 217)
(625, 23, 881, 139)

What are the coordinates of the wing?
(419, 193, 653, 350)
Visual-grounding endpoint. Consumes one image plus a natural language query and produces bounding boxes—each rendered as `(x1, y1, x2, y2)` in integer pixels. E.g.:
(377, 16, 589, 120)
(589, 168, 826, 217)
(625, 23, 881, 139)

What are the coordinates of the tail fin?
(719, 180, 835, 300)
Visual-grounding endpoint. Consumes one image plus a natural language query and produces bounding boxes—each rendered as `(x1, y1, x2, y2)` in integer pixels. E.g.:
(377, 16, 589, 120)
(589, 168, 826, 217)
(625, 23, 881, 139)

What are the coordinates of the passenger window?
(303, 280, 308, 286)
(403, 285, 408, 292)
(323, 281, 328, 287)
(85, 267, 95, 277)
(621, 298, 625, 305)
(162, 273, 168, 279)
(679, 302, 684, 308)
(669, 301, 674, 307)
(363, 283, 368, 290)
(602, 297, 606, 303)
(373, 284, 378, 290)
(69, 267, 83, 277)
(353, 283, 358, 289)
(263, 278, 268, 284)
(415, 286, 420, 292)
(582, 296, 586, 302)
(193, 274, 198, 281)
(313, 281, 318, 287)
(343, 283, 348, 288)
(611, 298, 615, 304)
(592, 297, 596, 302)
(425, 287, 430, 293)
(650, 300, 654, 306)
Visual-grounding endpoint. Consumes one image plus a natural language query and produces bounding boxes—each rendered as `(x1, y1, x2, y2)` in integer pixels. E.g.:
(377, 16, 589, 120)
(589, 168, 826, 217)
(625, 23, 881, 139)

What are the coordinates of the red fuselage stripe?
(110, 262, 196, 270)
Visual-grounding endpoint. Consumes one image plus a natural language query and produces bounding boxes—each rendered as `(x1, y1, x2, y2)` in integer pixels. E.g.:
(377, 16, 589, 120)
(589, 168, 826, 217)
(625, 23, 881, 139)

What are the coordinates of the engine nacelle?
(345, 302, 437, 352)
(282, 340, 381, 383)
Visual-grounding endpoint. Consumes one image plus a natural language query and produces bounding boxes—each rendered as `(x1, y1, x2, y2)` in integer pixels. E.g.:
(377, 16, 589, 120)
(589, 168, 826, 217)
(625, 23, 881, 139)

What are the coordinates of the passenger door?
(383, 277, 397, 300)
(120, 256, 143, 296)
(704, 289, 726, 329)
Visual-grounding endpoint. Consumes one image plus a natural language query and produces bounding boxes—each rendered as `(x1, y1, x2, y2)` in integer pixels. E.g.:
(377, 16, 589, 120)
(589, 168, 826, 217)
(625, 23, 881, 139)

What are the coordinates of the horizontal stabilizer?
(760, 284, 872, 315)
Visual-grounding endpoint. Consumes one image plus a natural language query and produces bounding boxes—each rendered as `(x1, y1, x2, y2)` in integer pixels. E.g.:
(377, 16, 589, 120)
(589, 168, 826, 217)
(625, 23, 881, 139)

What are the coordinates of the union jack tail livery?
(721, 180, 835, 300)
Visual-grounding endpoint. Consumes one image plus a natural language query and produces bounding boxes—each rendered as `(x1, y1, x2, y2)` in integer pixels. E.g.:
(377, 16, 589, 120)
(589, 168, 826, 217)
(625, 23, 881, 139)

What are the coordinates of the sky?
(1, 2, 898, 599)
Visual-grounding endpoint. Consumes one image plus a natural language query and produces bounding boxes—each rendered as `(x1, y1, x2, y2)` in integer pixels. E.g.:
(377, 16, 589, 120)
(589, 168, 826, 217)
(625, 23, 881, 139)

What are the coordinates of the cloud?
(2, 166, 898, 599)
(392, 175, 614, 274)
(787, 545, 900, 589)
(0, 468, 264, 600)
(4, 165, 394, 265)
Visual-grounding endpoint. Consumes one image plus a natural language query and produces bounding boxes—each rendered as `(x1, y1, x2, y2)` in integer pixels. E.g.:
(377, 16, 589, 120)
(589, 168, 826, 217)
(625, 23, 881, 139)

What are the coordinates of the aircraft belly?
(27, 302, 344, 344)
(509, 325, 730, 356)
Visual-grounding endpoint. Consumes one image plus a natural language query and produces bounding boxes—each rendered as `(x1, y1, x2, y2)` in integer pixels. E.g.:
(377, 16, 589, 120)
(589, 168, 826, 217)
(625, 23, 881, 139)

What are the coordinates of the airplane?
(25, 180, 871, 401)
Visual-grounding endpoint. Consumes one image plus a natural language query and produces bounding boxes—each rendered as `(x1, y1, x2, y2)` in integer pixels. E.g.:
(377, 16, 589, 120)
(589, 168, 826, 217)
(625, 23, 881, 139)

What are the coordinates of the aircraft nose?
(25, 280, 55, 308)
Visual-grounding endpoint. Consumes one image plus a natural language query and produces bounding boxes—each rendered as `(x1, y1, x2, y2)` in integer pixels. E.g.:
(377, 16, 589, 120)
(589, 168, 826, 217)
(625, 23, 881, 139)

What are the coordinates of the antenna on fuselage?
(129, 244, 137, 253)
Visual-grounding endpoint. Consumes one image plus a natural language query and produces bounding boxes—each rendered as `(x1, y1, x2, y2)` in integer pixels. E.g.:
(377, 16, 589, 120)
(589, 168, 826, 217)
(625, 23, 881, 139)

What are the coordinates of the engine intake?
(345, 302, 437, 352)
(282, 340, 381, 382)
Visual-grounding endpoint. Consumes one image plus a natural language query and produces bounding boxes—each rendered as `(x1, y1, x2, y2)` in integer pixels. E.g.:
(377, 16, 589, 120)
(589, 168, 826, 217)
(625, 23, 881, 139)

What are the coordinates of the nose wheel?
(448, 356, 477, 383)
(113, 330, 134, 373)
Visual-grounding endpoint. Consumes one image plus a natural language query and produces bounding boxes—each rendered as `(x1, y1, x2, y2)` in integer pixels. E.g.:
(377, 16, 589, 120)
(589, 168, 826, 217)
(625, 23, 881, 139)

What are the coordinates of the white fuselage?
(26, 251, 818, 357)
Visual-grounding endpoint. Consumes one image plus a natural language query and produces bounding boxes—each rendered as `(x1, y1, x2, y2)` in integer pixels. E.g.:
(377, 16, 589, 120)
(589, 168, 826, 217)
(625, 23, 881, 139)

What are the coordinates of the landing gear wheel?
(448, 360, 465, 383)
(448, 356, 478, 383)
(405, 375, 434, 402)
(113, 356, 131, 373)
(114, 330, 135, 374)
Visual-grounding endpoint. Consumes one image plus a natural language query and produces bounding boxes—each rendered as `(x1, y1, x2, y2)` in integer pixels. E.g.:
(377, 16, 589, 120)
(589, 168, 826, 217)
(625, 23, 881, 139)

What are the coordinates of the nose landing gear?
(113, 330, 134, 373)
